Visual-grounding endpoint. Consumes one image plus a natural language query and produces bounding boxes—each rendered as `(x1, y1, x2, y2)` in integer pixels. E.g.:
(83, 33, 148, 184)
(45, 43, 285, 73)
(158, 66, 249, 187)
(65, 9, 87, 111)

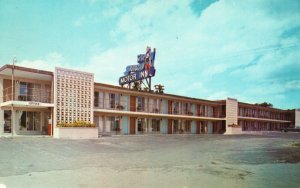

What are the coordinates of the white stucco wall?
(296, 109, 300, 128)
(225, 98, 241, 134)
(226, 98, 238, 126)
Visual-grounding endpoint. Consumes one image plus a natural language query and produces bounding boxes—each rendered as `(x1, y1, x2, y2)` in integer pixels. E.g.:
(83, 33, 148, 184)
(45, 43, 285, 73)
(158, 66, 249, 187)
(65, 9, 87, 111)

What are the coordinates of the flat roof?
(238, 101, 293, 112)
(0, 64, 53, 81)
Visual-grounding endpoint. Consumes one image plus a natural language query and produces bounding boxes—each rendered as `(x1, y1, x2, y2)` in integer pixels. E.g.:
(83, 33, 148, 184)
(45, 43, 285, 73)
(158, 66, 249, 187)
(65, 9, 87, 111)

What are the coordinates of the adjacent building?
(0, 64, 298, 138)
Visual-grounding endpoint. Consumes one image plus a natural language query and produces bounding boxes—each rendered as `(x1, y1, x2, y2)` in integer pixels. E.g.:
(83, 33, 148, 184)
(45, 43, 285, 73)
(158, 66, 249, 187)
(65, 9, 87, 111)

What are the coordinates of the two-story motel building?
(0, 64, 299, 138)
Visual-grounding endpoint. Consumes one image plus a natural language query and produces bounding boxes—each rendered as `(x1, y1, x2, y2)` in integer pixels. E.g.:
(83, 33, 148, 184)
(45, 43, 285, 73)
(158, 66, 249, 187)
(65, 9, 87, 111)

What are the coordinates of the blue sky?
(0, 0, 300, 109)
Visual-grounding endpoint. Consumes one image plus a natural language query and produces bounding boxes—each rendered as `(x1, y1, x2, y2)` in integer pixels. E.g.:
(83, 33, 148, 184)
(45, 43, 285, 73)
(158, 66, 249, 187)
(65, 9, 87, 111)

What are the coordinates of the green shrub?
(228, 124, 240, 127)
(57, 121, 96, 128)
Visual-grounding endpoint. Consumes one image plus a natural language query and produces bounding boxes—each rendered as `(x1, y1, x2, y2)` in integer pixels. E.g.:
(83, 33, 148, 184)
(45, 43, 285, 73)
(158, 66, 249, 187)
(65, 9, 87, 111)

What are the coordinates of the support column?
(12, 109, 17, 135)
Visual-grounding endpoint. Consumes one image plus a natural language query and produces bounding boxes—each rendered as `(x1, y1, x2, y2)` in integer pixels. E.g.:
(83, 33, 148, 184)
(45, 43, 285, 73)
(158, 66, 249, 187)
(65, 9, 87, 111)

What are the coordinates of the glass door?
(20, 111, 41, 131)
(27, 112, 34, 131)
(4, 110, 12, 133)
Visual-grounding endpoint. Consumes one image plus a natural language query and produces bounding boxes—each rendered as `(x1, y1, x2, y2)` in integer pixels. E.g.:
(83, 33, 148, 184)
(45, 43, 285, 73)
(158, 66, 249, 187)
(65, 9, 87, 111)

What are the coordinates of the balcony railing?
(2, 86, 52, 103)
(238, 107, 290, 121)
(94, 98, 225, 118)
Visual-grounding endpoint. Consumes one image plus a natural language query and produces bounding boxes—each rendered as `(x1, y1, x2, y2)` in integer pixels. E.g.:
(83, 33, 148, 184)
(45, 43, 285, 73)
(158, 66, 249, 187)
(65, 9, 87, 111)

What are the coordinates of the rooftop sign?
(119, 47, 156, 86)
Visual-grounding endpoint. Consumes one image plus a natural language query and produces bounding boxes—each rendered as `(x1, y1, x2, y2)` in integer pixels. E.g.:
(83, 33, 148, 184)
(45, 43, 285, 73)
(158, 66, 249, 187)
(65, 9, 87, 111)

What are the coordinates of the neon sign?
(119, 47, 156, 85)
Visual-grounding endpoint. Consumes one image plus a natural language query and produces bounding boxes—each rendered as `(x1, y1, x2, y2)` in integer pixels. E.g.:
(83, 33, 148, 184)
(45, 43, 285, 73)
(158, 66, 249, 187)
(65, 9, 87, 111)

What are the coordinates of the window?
(199, 105, 205, 116)
(137, 97, 145, 111)
(20, 82, 27, 95)
(94, 92, 99, 107)
(18, 82, 43, 102)
(151, 99, 160, 113)
(151, 119, 160, 132)
(182, 103, 191, 115)
(110, 116, 120, 131)
(44, 84, 51, 103)
(109, 93, 120, 109)
(173, 102, 179, 114)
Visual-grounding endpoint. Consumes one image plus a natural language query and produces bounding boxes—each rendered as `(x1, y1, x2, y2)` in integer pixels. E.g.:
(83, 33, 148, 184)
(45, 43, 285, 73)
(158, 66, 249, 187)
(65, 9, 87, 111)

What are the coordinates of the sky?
(0, 0, 300, 109)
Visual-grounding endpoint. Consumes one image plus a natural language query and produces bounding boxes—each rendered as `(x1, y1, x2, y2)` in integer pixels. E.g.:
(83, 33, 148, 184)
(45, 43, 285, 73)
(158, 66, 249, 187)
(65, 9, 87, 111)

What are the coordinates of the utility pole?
(11, 57, 16, 136)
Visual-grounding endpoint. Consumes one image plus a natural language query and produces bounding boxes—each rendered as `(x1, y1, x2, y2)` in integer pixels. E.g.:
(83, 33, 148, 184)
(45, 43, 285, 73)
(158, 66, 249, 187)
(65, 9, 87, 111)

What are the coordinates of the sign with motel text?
(119, 47, 156, 85)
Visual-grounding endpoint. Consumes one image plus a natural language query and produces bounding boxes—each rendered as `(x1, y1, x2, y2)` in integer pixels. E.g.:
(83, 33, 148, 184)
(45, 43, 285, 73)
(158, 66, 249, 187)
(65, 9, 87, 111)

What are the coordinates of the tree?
(154, 84, 164, 93)
(255, 102, 273, 108)
(132, 81, 141, 90)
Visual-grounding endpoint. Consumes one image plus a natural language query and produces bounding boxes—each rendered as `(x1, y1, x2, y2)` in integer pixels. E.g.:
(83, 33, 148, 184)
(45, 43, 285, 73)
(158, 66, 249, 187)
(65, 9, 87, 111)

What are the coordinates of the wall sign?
(28, 101, 40, 106)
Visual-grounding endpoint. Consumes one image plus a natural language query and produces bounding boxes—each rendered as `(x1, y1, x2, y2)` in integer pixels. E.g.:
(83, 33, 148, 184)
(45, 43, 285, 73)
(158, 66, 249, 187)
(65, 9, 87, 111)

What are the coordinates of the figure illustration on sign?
(145, 46, 151, 72)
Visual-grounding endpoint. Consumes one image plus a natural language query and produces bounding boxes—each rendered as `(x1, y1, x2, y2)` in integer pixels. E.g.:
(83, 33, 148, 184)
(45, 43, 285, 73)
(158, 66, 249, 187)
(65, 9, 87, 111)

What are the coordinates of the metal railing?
(94, 98, 225, 118)
(2, 86, 52, 103)
(238, 108, 291, 121)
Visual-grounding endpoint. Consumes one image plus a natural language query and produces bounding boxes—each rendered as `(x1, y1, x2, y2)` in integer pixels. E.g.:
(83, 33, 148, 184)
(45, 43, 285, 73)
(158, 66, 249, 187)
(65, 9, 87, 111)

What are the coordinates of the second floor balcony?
(2, 84, 52, 104)
(94, 97, 225, 119)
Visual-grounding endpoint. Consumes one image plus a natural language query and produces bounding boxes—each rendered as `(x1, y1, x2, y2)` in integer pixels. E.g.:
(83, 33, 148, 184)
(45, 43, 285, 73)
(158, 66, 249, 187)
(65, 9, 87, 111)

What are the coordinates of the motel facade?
(0, 64, 299, 139)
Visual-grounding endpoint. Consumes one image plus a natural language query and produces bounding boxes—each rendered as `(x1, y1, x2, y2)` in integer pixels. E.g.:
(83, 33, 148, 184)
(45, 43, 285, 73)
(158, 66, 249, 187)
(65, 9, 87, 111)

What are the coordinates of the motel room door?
(130, 117, 136, 134)
(167, 119, 172, 134)
(168, 101, 172, 114)
(196, 121, 200, 134)
(130, 96, 136, 111)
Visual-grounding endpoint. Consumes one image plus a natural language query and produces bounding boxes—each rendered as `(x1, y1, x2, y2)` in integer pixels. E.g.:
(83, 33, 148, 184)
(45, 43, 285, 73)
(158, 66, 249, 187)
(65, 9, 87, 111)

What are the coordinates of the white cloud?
(96, 0, 299, 108)
(207, 91, 228, 100)
(176, 82, 209, 98)
(203, 64, 229, 77)
(17, 52, 69, 71)
(15, 0, 300, 108)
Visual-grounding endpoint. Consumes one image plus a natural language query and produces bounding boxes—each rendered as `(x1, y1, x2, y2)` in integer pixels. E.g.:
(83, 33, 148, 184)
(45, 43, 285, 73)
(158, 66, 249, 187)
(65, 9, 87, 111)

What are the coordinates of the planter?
(225, 127, 243, 135)
(54, 127, 98, 139)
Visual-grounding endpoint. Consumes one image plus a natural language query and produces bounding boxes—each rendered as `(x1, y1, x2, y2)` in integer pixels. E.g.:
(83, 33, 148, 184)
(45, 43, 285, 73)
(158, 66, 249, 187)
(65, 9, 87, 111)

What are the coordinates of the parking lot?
(0, 133, 300, 188)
